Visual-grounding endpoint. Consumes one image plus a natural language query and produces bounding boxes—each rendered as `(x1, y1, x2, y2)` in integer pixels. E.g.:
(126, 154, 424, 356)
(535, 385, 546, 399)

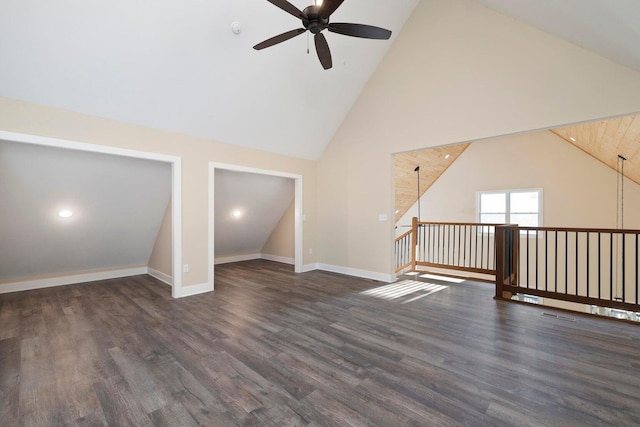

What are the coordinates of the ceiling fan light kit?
(254, 0, 392, 70)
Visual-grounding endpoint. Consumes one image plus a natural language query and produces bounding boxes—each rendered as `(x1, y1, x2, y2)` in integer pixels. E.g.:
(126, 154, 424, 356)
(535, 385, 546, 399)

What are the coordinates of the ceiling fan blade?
(328, 23, 392, 40)
(314, 33, 332, 70)
(266, 0, 307, 20)
(319, 0, 344, 18)
(253, 28, 307, 50)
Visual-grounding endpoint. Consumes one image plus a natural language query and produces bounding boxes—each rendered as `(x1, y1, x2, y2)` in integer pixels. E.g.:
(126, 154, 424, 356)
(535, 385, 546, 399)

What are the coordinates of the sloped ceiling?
(215, 170, 294, 257)
(394, 143, 470, 223)
(552, 114, 640, 185)
(473, 0, 640, 72)
(0, 0, 418, 160)
(0, 141, 171, 282)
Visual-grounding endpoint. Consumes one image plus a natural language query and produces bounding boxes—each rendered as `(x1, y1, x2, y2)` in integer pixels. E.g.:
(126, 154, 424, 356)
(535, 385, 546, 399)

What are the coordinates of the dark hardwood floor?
(1, 260, 640, 426)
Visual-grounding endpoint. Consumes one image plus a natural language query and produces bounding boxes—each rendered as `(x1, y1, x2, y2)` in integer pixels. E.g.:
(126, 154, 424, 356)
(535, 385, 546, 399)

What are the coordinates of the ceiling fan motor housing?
(303, 6, 329, 34)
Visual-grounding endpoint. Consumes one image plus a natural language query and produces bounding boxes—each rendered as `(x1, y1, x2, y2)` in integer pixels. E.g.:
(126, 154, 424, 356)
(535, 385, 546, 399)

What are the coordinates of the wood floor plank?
(0, 337, 21, 427)
(2, 259, 640, 426)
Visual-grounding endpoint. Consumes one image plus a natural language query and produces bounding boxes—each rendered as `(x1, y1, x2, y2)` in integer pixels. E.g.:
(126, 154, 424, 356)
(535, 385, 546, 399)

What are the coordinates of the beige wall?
(317, 0, 640, 278)
(400, 131, 640, 229)
(262, 201, 295, 260)
(148, 199, 173, 276)
(0, 97, 317, 290)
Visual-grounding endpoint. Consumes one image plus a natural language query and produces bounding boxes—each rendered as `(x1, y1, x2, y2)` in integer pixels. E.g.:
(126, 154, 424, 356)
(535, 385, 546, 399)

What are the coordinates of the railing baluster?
(517, 229, 521, 287)
(586, 231, 590, 298)
(622, 233, 627, 301)
(575, 232, 579, 297)
(545, 230, 548, 292)
(598, 233, 601, 300)
(437, 224, 441, 264)
(426, 224, 430, 263)
(481, 228, 485, 271)
(554, 231, 558, 293)
(565, 231, 568, 295)
(536, 230, 540, 290)
(486, 228, 490, 271)
(463, 225, 467, 267)
(526, 230, 530, 289)
(610, 233, 614, 302)
(457, 225, 461, 266)
(475, 225, 479, 269)
(492, 226, 496, 270)
(448, 225, 452, 266)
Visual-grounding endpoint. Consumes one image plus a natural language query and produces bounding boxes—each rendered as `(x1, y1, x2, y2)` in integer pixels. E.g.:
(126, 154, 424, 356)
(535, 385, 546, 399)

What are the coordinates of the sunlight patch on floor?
(360, 280, 447, 303)
(418, 273, 465, 283)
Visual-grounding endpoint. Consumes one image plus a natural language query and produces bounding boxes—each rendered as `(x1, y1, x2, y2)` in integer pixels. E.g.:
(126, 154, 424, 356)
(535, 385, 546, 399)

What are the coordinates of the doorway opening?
(0, 130, 183, 297)
(209, 163, 303, 290)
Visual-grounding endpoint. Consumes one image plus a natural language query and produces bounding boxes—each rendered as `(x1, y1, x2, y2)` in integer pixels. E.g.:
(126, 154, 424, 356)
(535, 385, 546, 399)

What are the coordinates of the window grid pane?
(510, 192, 539, 214)
(477, 189, 542, 227)
(479, 193, 506, 214)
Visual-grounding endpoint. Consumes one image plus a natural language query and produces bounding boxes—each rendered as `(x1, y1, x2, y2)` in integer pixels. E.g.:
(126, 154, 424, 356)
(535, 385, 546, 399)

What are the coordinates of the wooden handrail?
(515, 225, 640, 234)
(416, 221, 506, 227)
(395, 229, 412, 241)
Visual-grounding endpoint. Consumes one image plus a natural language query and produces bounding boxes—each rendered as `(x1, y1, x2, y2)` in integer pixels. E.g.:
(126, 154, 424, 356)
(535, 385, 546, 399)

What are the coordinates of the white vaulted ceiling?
(473, 0, 640, 72)
(0, 0, 418, 160)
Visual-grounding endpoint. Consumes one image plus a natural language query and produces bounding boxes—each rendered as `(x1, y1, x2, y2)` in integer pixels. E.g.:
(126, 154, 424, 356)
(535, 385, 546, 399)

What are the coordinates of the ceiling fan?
(253, 0, 392, 70)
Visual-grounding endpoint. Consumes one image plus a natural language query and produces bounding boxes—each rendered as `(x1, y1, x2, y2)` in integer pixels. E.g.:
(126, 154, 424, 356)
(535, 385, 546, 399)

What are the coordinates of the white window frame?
(476, 188, 543, 232)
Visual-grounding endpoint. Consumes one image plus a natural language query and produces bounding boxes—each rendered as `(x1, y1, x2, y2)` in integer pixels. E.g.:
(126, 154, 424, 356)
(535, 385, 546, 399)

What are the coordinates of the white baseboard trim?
(0, 266, 148, 294)
(214, 253, 261, 265)
(302, 263, 319, 273)
(179, 282, 213, 298)
(261, 254, 295, 265)
(146, 268, 173, 287)
(313, 263, 394, 283)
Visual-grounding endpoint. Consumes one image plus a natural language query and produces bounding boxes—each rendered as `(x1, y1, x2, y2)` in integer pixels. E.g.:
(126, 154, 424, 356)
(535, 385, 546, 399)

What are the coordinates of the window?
(477, 189, 542, 228)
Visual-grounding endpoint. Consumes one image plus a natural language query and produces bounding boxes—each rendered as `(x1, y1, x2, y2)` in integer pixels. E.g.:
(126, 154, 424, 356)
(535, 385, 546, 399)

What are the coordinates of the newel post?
(411, 216, 418, 271)
(495, 226, 507, 299)
(495, 225, 515, 300)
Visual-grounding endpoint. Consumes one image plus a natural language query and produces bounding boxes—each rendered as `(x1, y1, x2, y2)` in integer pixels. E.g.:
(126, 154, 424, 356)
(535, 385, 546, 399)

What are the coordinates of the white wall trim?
(171, 159, 183, 298)
(216, 253, 296, 265)
(214, 253, 261, 265)
(147, 268, 173, 287)
(0, 130, 184, 299)
(209, 162, 304, 292)
(261, 254, 295, 265)
(0, 131, 179, 163)
(179, 282, 213, 298)
(0, 267, 148, 294)
(302, 263, 319, 273)
(315, 263, 394, 283)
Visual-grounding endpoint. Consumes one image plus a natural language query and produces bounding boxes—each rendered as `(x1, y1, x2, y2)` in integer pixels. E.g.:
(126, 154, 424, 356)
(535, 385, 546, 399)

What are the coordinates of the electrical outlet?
(183, 264, 189, 273)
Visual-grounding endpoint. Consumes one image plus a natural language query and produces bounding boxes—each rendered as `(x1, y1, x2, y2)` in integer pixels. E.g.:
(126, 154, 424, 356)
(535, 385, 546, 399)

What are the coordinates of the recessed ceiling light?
(569, 137, 576, 142)
(232, 209, 243, 218)
(395, 210, 399, 214)
(58, 209, 73, 218)
(444, 154, 451, 159)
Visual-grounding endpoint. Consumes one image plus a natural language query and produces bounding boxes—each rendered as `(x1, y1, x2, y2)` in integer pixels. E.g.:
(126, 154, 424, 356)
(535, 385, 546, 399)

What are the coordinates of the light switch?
(378, 214, 388, 221)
